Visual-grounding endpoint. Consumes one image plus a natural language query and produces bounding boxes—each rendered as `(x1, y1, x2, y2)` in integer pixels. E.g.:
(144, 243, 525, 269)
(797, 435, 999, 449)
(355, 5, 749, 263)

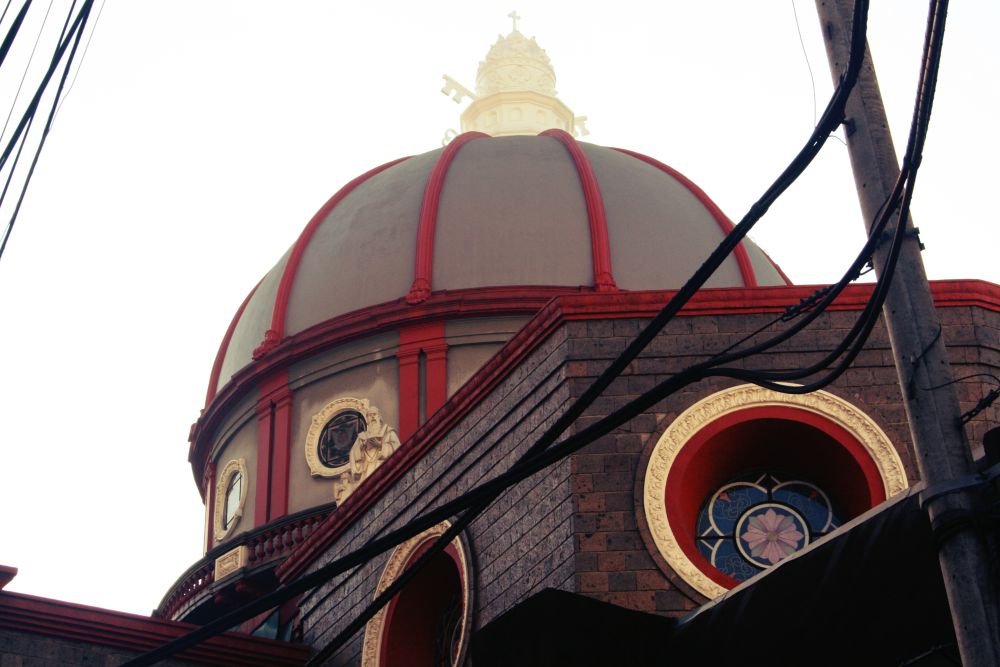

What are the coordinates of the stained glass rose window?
(696, 473, 840, 581)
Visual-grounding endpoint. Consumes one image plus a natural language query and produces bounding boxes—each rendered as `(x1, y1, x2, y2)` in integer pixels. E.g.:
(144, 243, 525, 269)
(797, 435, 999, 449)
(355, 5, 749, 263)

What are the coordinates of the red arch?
(380, 542, 467, 667)
(612, 147, 762, 288)
(541, 129, 617, 291)
(406, 131, 490, 304)
(259, 156, 411, 354)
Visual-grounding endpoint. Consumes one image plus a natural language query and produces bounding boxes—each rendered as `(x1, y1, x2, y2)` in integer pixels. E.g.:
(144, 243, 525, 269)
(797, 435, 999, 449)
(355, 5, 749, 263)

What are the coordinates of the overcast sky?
(0, 1, 996, 616)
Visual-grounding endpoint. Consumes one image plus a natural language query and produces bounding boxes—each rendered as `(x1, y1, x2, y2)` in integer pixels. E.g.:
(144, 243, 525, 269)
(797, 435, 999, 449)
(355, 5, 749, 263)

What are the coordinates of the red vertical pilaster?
(254, 399, 273, 526)
(424, 341, 449, 415)
(203, 461, 217, 551)
(255, 369, 292, 526)
(397, 321, 448, 441)
(397, 350, 421, 442)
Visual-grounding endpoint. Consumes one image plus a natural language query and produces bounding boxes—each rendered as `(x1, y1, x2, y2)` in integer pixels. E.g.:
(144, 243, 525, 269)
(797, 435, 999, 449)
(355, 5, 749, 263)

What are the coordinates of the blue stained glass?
(712, 539, 757, 581)
(694, 472, 843, 583)
(772, 484, 831, 533)
(709, 483, 766, 534)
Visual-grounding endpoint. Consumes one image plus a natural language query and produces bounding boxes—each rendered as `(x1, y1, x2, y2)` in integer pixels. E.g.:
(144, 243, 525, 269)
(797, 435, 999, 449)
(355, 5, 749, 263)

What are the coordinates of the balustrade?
(157, 505, 333, 620)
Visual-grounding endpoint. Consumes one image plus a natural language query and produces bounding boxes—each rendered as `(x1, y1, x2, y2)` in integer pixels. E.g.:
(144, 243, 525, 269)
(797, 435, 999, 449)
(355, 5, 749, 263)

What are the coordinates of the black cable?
(0, 0, 53, 146)
(126, 2, 876, 664)
(0, 0, 15, 26)
(923, 374, 1000, 392)
(0, 0, 32, 70)
(0, 0, 86, 175)
(307, 0, 879, 661)
(0, 0, 91, 261)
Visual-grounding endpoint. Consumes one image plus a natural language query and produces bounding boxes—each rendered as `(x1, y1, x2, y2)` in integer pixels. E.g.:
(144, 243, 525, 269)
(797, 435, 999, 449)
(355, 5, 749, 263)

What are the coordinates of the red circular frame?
(663, 405, 887, 590)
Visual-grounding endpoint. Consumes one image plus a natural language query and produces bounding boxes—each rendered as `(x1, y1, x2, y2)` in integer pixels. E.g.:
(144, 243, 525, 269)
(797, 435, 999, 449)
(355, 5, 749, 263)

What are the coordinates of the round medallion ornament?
(304, 397, 401, 503)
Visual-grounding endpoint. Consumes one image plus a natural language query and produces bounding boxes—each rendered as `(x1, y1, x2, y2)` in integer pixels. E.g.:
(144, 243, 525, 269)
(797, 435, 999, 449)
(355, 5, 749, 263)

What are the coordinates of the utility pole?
(815, 1, 1000, 664)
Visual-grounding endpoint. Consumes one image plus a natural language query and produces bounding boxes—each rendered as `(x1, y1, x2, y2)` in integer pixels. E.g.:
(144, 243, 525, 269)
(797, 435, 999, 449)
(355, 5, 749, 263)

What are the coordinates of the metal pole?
(814, 1, 999, 664)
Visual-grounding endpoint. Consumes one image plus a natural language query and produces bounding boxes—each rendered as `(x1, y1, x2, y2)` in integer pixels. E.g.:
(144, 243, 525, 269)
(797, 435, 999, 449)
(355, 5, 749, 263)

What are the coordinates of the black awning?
(474, 488, 965, 666)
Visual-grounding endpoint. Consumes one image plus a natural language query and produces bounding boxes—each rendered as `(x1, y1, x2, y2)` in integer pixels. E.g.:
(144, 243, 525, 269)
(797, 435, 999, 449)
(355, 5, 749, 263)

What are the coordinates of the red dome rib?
(406, 131, 490, 305)
(262, 156, 412, 352)
(206, 280, 260, 405)
(612, 147, 758, 288)
(541, 129, 617, 291)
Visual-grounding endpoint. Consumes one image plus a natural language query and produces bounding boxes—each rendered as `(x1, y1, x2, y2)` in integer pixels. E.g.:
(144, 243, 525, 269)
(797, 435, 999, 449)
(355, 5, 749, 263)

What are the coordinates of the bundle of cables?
(127, 0, 955, 662)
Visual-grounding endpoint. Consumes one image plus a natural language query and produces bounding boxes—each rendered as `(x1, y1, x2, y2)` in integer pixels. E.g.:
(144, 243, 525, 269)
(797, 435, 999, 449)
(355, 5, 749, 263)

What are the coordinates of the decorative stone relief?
(304, 397, 401, 504)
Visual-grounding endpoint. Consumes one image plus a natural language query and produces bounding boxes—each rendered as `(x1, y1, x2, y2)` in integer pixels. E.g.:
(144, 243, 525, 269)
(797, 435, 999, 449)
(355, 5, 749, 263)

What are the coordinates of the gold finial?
(508, 10, 521, 32)
(440, 12, 588, 138)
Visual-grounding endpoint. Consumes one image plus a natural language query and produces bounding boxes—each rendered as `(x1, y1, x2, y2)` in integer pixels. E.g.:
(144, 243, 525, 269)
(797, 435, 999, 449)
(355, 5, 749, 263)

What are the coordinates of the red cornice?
(0, 591, 310, 666)
(612, 147, 765, 288)
(406, 131, 490, 304)
(189, 285, 580, 484)
(266, 156, 411, 346)
(206, 280, 260, 407)
(274, 279, 1000, 581)
(541, 129, 617, 291)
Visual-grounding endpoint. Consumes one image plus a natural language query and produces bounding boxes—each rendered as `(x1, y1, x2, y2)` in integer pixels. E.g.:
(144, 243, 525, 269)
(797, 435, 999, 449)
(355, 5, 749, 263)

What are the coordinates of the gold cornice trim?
(360, 521, 472, 667)
(642, 384, 907, 599)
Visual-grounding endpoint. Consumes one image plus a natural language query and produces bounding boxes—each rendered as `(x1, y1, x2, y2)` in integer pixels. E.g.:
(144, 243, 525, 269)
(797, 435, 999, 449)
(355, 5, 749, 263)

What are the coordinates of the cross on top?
(508, 10, 521, 32)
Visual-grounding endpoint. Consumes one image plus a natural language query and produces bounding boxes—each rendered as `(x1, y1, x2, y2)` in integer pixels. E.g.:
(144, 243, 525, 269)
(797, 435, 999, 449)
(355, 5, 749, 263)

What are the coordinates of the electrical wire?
(0, 0, 32, 71)
(0, 0, 52, 144)
(791, 0, 817, 126)
(315, 0, 959, 655)
(53, 0, 103, 119)
(124, 2, 877, 663)
(128, 0, 973, 662)
(0, 0, 92, 261)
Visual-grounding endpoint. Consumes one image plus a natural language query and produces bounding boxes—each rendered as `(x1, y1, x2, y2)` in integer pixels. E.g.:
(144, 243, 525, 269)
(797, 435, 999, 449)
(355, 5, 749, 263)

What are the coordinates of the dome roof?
(208, 131, 788, 400)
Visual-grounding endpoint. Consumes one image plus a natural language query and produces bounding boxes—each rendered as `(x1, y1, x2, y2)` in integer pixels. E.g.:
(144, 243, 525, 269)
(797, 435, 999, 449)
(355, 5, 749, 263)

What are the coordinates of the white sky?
(0, 1, 996, 616)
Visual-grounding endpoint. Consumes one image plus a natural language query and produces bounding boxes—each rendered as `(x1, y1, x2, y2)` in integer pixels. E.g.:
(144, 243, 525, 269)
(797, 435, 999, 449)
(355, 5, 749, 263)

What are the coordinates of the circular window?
(318, 410, 367, 468)
(641, 385, 907, 599)
(696, 472, 840, 582)
(214, 458, 248, 542)
(222, 469, 244, 531)
(305, 397, 394, 478)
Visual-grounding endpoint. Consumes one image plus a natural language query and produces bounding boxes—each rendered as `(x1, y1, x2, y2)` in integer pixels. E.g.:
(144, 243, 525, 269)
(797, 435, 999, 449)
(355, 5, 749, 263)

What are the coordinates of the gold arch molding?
(642, 384, 907, 599)
(361, 520, 473, 667)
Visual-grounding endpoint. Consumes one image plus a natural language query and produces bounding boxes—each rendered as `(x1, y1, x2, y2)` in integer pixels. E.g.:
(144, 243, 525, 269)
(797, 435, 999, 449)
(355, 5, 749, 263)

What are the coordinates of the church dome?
(208, 130, 788, 399)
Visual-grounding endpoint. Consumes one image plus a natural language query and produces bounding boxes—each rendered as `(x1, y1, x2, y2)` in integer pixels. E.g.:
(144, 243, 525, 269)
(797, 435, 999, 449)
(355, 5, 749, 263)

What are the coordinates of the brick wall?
(297, 302, 1000, 663)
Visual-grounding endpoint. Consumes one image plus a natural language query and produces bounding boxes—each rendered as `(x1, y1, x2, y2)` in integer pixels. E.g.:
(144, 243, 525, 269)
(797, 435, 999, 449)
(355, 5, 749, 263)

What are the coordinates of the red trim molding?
(541, 129, 617, 292)
(189, 285, 579, 486)
(0, 591, 310, 666)
(275, 278, 1000, 581)
(206, 280, 260, 406)
(407, 132, 489, 304)
(263, 156, 411, 350)
(612, 147, 764, 288)
(0, 566, 16, 591)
